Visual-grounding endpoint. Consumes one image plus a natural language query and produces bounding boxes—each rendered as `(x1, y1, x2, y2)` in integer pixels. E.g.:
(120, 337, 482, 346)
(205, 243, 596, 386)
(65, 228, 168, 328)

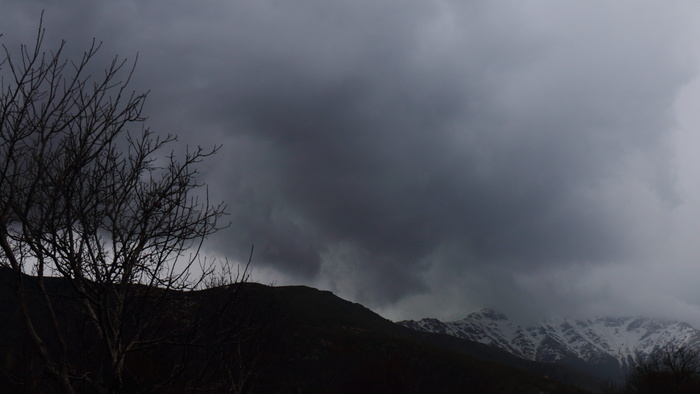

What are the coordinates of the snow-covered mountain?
(399, 309, 700, 380)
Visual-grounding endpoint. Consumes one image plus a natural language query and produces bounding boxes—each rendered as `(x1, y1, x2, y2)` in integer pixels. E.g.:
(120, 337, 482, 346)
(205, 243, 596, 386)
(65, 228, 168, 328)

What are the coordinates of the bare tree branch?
(0, 15, 264, 393)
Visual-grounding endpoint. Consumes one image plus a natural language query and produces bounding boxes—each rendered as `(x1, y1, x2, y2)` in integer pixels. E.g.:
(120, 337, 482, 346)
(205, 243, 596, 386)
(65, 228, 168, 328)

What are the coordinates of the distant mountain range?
(399, 309, 700, 382)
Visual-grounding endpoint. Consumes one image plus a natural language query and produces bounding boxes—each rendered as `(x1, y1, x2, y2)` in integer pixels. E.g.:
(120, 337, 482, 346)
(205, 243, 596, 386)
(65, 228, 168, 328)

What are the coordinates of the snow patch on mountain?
(399, 309, 700, 370)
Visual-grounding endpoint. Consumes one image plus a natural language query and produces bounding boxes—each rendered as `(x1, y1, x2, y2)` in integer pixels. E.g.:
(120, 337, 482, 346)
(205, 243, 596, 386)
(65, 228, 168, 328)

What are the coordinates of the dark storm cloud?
(209, 0, 690, 307)
(1, 1, 696, 316)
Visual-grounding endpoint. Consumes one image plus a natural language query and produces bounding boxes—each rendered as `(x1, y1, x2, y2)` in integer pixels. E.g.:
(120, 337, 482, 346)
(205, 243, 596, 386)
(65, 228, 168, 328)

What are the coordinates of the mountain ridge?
(398, 308, 700, 381)
(0, 268, 594, 393)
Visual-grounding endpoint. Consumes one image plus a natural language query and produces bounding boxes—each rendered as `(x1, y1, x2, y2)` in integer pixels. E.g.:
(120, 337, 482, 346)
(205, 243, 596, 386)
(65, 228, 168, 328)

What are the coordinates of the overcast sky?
(4, 0, 700, 324)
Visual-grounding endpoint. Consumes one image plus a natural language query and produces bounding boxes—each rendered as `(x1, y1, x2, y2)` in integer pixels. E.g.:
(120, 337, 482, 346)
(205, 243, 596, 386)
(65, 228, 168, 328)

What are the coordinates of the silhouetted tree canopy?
(0, 15, 269, 393)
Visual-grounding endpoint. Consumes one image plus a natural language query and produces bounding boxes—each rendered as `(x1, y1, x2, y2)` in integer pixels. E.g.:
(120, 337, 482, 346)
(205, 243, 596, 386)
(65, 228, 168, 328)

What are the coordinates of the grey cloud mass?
(3, 0, 700, 323)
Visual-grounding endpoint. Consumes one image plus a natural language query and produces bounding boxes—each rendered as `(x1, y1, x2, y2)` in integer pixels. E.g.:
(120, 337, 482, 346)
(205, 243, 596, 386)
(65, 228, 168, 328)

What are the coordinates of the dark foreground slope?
(0, 269, 598, 393)
(250, 285, 601, 393)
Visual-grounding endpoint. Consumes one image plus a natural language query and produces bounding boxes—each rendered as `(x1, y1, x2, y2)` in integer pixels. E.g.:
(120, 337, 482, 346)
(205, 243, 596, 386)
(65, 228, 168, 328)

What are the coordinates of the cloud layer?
(3, 0, 700, 323)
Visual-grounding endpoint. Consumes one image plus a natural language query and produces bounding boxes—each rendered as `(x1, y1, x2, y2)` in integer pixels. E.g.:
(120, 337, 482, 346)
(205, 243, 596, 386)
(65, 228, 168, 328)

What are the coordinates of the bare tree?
(0, 17, 245, 393)
(622, 344, 700, 394)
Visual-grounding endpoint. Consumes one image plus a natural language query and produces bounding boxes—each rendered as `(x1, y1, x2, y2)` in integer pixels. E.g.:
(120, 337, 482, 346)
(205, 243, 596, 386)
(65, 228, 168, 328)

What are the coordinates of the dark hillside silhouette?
(0, 268, 602, 393)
